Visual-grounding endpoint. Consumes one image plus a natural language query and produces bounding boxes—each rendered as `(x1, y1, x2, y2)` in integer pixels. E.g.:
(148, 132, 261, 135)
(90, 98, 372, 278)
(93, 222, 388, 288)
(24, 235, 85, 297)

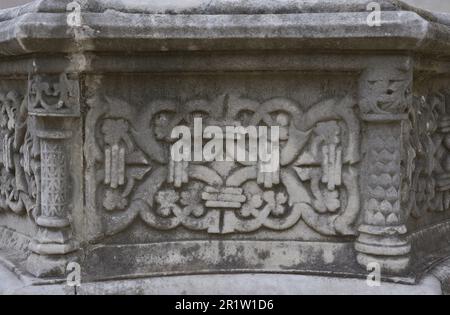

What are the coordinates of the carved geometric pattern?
(40, 141, 67, 218)
(364, 127, 402, 226)
(91, 94, 361, 236)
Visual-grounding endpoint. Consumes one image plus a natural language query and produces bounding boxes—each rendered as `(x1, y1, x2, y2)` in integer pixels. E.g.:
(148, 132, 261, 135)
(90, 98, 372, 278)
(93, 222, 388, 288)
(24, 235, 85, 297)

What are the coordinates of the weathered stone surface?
(0, 0, 449, 294)
(0, 267, 442, 295)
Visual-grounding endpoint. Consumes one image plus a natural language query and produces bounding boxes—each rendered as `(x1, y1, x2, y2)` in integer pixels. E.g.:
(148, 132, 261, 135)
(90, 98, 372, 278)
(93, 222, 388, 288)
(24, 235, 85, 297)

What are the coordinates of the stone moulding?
(0, 0, 449, 55)
(0, 0, 449, 291)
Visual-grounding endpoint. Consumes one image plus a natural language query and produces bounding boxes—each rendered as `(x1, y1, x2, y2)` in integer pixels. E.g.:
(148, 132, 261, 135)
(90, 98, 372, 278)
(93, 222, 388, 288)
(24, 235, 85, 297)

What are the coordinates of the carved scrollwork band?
(3, 67, 437, 277)
(89, 94, 361, 236)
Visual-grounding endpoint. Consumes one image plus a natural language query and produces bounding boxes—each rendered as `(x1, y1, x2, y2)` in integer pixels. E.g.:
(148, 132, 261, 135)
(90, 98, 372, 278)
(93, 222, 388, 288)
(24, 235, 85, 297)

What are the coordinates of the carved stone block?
(0, 0, 450, 293)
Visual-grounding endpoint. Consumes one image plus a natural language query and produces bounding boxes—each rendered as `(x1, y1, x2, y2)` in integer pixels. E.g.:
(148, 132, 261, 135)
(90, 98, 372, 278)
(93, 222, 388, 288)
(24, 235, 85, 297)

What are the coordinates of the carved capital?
(28, 73, 80, 118)
(359, 62, 412, 115)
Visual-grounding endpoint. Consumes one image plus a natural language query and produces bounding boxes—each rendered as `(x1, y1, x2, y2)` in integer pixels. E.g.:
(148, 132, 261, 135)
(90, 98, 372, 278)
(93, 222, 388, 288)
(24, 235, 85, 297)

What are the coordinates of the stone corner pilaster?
(25, 72, 81, 278)
(355, 63, 413, 274)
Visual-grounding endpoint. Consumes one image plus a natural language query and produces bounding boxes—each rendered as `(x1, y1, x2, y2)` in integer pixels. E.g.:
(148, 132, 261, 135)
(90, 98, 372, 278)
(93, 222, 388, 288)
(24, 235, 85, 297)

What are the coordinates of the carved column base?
(36, 217, 71, 228)
(26, 252, 79, 278)
(29, 240, 78, 256)
(355, 224, 411, 273)
(26, 227, 78, 277)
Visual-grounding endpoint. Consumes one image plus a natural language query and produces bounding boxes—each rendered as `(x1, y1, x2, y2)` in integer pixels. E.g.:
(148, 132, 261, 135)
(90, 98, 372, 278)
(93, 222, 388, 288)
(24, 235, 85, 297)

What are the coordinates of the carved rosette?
(26, 73, 80, 278)
(356, 64, 413, 274)
(89, 94, 361, 237)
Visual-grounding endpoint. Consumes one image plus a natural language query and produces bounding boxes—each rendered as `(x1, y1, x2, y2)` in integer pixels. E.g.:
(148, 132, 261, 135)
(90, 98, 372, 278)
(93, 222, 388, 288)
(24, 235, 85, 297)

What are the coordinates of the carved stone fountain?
(0, 0, 449, 294)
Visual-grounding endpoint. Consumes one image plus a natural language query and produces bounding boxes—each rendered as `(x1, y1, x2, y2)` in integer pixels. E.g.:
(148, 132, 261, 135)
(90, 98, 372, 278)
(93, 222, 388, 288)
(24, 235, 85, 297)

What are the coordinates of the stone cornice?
(0, 0, 449, 56)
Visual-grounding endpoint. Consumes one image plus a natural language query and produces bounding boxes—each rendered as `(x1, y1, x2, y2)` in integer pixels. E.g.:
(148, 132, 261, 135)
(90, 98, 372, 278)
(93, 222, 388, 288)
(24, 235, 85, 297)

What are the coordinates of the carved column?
(355, 61, 412, 273)
(26, 73, 80, 277)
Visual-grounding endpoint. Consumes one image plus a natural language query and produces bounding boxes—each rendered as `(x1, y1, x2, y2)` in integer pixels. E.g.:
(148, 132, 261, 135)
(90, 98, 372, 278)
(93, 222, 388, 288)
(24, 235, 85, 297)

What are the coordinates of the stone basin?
(0, 0, 450, 294)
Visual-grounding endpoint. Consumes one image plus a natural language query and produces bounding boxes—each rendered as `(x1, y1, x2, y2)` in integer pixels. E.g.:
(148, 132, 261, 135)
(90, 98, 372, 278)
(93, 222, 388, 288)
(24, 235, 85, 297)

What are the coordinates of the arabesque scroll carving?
(0, 90, 39, 216)
(407, 91, 450, 217)
(89, 94, 361, 236)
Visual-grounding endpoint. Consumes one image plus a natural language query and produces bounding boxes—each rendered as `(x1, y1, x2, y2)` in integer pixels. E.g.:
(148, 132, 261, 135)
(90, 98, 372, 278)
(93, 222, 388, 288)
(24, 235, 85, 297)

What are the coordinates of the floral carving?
(263, 191, 288, 216)
(155, 189, 180, 217)
(28, 73, 80, 116)
(92, 94, 361, 236)
(360, 66, 412, 114)
(103, 189, 128, 211)
(0, 91, 38, 216)
(407, 92, 450, 217)
(99, 118, 152, 211)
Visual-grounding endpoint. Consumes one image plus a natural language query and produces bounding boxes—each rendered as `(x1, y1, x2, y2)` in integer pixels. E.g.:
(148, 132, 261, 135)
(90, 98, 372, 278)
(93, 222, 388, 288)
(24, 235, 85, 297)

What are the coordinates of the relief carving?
(360, 65, 412, 115)
(90, 94, 361, 236)
(39, 140, 68, 223)
(28, 73, 80, 117)
(354, 63, 415, 273)
(0, 90, 39, 216)
(364, 127, 403, 226)
(407, 91, 450, 217)
(356, 107, 411, 273)
(25, 72, 80, 277)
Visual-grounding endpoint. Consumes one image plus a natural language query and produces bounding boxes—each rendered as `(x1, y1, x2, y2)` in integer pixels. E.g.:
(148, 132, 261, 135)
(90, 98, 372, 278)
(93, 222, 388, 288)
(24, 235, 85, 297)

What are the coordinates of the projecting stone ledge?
(0, 264, 444, 295)
(0, 0, 450, 294)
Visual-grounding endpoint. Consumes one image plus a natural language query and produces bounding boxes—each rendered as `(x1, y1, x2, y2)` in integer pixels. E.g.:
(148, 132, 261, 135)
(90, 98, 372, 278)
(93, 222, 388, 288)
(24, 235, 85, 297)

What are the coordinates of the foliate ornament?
(0, 90, 39, 215)
(407, 92, 450, 217)
(28, 73, 80, 117)
(91, 94, 361, 236)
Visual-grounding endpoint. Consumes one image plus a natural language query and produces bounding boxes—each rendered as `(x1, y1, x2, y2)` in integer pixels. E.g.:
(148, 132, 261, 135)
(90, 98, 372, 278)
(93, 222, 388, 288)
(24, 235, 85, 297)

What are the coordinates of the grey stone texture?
(0, 0, 449, 294)
(1, 1, 450, 13)
(0, 265, 442, 295)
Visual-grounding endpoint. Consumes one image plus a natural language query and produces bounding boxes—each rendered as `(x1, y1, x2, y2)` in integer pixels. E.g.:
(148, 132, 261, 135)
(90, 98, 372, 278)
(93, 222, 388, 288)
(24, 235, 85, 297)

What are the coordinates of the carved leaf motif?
(156, 189, 180, 217)
(0, 91, 37, 215)
(96, 94, 361, 236)
(28, 74, 80, 115)
(408, 92, 450, 218)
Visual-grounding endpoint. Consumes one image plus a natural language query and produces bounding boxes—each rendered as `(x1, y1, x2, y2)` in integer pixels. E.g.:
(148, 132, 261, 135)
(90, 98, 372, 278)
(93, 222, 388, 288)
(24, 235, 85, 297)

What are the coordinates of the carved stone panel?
(3, 0, 450, 292)
(86, 75, 361, 240)
(0, 89, 38, 217)
(407, 91, 450, 218)
(28, 74, 80, 117)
